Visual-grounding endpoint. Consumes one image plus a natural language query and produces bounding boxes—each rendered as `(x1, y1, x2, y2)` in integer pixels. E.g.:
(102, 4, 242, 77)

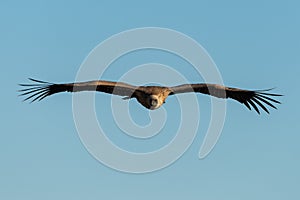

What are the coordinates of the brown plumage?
(19, 78, 282, 114)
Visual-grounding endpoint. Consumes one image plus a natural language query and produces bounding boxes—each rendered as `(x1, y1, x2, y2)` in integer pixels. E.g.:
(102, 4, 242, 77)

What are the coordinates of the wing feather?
(251, 98, 269, 114)
(248, 99, 260, 114)
(19, 79, 139, 102)
(169, 83, 282, 114)
(243, 100, 252, 111)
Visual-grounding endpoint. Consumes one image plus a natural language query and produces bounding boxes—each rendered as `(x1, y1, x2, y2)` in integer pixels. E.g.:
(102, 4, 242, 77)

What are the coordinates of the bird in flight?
(19, 78, 282, 114)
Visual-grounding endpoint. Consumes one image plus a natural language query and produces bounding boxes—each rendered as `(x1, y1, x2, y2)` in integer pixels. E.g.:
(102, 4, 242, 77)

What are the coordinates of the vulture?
(19, 78, 282, 114)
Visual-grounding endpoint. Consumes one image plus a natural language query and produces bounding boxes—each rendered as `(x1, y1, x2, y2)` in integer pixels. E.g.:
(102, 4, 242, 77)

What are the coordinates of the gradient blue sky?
(1, 0, 299, 199)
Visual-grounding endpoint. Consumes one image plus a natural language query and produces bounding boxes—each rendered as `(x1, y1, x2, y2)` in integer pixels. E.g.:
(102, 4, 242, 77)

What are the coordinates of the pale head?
(148, 94, 163, 110)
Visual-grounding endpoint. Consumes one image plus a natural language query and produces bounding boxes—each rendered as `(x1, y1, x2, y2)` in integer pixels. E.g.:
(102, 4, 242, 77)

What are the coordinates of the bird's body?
(19, 78, 282, 114)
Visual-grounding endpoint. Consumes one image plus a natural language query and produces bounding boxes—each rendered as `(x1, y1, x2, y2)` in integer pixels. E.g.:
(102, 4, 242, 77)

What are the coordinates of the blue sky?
(1, 0, 299, 199)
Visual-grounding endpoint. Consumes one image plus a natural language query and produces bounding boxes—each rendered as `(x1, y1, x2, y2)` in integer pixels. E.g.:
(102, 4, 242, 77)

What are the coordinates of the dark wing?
(169, 83, 282, 114)
(19, 78, 139, 102)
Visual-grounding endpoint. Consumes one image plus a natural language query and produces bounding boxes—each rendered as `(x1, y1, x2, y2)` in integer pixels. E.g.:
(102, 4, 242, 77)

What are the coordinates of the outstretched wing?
(169, 83, 282, 114)
(19, 78, 138, 102)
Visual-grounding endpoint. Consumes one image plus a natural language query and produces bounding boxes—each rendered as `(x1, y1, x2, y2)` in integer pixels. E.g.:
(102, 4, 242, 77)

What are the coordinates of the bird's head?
(148, 94, 163, 110)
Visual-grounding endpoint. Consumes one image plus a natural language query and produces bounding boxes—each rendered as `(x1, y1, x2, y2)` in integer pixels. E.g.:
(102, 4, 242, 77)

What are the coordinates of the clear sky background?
(1, 0, 299, 199)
